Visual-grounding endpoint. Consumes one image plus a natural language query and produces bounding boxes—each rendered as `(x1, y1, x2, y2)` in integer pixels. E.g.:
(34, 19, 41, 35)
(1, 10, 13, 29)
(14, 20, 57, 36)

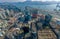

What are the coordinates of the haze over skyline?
(0, 0, 60, 2)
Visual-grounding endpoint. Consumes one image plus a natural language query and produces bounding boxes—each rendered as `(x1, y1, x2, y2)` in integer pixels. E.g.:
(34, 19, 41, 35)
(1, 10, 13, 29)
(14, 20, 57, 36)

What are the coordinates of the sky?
(0, 0, 26, 2)
(32, 0, 58, 1)
(0, 0, 60, 2)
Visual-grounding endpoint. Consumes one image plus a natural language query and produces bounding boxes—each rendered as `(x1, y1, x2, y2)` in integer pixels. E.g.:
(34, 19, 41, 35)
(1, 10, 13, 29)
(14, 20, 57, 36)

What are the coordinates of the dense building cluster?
(0, 6, 60, 39)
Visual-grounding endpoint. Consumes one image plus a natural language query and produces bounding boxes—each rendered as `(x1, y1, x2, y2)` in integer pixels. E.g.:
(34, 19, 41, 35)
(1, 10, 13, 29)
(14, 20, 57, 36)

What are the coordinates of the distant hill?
(0, 1, 59, 13)
(11, 1, 58, 5)
(0, 1, 59, 5)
